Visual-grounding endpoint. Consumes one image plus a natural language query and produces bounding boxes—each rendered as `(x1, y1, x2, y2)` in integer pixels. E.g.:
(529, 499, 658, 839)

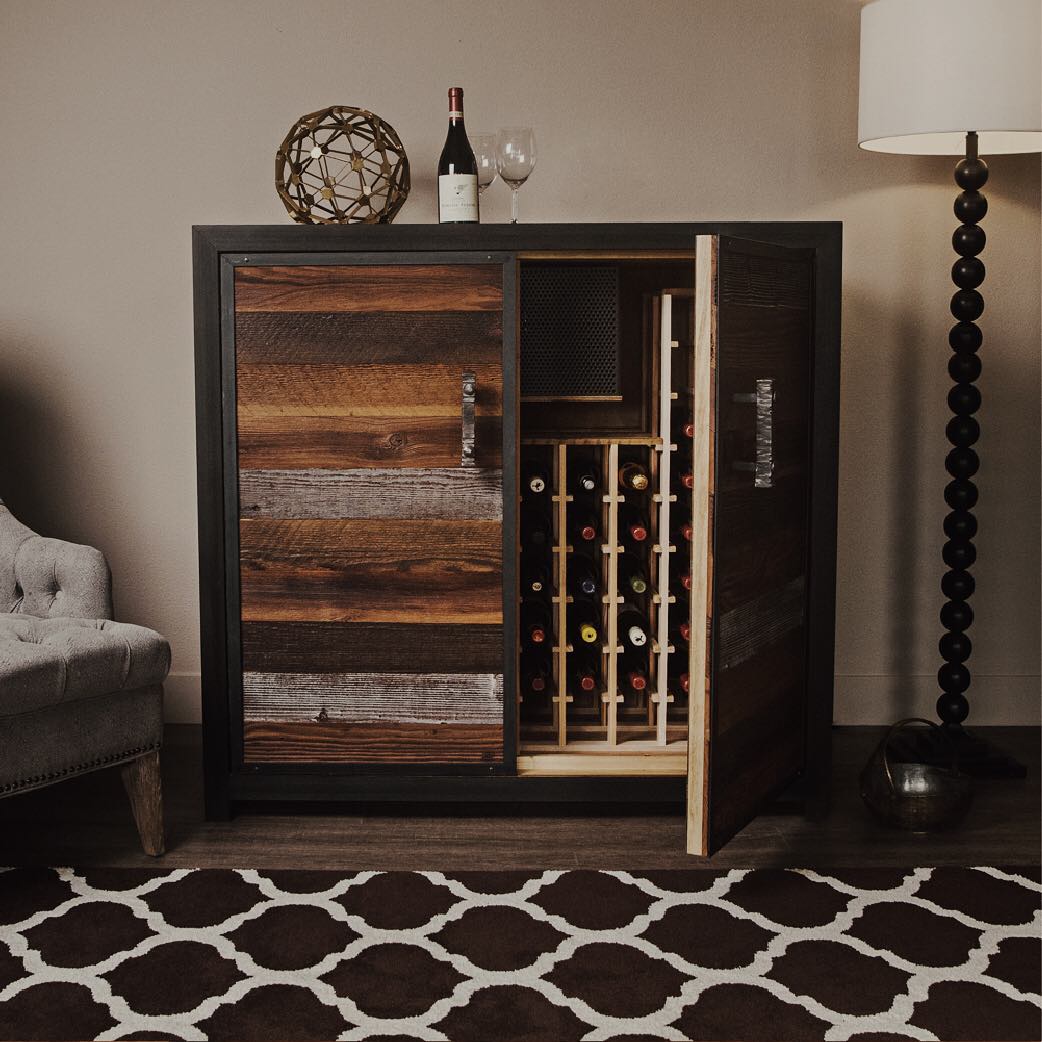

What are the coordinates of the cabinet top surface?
(193, 221, 842, 255)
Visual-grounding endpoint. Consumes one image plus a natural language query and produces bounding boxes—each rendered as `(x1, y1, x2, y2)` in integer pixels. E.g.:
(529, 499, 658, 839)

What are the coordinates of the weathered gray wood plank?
(243, 672, 504, 724)
(239, 467, 503, 520)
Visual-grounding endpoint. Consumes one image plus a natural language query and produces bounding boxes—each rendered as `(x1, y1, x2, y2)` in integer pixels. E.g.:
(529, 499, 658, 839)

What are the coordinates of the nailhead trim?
(1, 741, 161, 795)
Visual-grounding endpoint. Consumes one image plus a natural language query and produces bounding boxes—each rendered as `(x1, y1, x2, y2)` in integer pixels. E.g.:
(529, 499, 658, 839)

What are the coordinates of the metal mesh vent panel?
(520, 265, 619, 397)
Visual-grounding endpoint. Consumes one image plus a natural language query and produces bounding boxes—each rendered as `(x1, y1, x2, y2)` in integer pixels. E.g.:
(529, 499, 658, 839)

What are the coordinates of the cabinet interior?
(515, 254, 698, 777)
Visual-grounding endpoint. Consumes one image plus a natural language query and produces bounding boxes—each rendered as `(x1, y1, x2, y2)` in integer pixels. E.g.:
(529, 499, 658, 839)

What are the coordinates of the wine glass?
(472, 132, 499, 195)
(497, 127, 536, 223)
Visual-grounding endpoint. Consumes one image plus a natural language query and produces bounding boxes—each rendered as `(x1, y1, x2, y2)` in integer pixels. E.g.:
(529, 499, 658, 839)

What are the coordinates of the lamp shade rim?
(859, 130, 1042, 156)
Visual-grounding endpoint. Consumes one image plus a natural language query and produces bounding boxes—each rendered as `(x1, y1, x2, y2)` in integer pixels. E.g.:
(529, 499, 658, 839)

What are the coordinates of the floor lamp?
(858, 0, 1041, 776)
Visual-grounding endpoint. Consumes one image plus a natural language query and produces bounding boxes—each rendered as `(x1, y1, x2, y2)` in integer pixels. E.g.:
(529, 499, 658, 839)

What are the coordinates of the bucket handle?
(877, 717, 962, 795)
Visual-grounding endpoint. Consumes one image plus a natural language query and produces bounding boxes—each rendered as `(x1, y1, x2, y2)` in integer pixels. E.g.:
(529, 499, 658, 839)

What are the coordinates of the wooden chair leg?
(120, 750, 165, 856)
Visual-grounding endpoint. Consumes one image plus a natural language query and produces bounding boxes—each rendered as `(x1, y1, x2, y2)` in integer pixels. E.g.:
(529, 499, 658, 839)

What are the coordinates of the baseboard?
(834, 674, 1041, 726)
(163, 671, 1040, 726)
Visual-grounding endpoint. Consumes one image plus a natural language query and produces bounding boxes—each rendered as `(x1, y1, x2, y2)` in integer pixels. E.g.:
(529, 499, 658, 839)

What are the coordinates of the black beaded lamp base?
(896, 132, 1026, 781)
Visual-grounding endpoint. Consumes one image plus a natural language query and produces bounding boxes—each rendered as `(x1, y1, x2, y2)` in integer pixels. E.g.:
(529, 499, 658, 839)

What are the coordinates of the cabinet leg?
(121, 750, 165, 857)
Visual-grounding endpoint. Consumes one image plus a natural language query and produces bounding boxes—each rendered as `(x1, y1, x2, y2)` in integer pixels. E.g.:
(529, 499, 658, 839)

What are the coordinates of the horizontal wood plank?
(239, 518, 502, 624)
(243, 672, 503, 724)
(237, 414, 503, 470)
(239, 467, 503, 520)
(235, 311, 503, 366)
(242, 721, 504, 763)
(241, 622, 504, 674)
(236, 363, 504, 412)
(235, 265, 503, 313)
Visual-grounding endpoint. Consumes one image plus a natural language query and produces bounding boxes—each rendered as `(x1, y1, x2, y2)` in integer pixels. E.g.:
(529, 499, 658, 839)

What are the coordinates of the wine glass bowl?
(472, 132, 499, 195)
(496, 127, 536, 223)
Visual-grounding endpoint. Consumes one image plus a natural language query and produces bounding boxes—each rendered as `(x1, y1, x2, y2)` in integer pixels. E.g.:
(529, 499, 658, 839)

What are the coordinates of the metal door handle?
(732, 378, 774, 488)
(461, 371, 476, 468)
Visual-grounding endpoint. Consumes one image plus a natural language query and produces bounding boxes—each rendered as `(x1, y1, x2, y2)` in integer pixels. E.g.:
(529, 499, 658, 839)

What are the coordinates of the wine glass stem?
(510, 187, 520, 224)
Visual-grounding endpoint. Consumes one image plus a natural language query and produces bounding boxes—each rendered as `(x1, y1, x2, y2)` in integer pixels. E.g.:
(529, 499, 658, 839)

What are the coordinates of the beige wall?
(0, 0, 1038, 724)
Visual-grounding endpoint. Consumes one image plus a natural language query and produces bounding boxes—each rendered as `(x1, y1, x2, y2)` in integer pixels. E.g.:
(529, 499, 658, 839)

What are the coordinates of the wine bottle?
(523, 562, 551, 595)
(621, 660, 648, 694)
(522, 603, 552, 646)
(620, 507, 649, 544)
(673, 411, 696, 441)
(570, 510, 599, 544)
(569, 605, 601, 646)
(522, 659, 551, 695)
(670, 617, 692, 646)
(569, 459, 599, 495)
(570, 657, 599, 694)
(668, 664, 690, 694)
(619, 462, 650, 492)
(569, 556, 600, 599)
(618, 603, 648, 649)
(674, 468, 696, 491)
(523, 462, 549, 495)
(437, 87, 479, 224)
(521, 507, 552, 550)
(620, 559, 649, 596)
(673, 519, 694, 544)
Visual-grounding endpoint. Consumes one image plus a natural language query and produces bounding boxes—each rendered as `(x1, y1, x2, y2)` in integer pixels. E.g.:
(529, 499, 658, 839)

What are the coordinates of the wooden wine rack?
(518, 292, 695, 775)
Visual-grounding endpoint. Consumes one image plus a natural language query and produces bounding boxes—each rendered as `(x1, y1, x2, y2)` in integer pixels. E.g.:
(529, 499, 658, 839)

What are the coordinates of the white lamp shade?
(858, 0, 1042, 155)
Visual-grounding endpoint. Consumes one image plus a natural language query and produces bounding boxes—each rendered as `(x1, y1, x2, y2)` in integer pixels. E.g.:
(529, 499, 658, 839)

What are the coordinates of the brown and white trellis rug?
(0, 865, 1039, 1041)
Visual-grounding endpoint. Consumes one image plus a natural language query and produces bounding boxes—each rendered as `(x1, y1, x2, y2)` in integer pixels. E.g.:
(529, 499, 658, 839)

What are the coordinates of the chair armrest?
(1, 505, 113, 619)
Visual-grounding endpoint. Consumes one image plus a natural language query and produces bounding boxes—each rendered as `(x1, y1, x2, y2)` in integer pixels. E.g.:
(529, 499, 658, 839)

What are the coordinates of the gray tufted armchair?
(0, 500, 170, 855)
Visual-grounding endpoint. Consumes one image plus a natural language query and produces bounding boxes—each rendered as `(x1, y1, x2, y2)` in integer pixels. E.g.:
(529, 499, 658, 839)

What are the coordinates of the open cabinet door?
(687, 235, 815, 855)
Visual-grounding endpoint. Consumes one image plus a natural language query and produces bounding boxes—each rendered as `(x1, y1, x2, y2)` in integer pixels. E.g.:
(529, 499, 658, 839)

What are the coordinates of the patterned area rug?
(0, 866, 1039, 1041)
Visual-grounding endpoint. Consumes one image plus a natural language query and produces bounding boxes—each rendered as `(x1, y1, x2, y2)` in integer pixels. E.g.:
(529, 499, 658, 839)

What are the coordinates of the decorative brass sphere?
(275, 107, 410, 224)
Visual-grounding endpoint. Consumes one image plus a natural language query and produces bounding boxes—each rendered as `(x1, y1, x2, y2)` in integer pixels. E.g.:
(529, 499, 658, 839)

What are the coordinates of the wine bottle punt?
(438, 87, 479, 224)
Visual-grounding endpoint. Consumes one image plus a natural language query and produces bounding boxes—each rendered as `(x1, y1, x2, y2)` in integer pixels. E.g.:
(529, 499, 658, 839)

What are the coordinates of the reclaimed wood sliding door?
(231, 258, 513, 766)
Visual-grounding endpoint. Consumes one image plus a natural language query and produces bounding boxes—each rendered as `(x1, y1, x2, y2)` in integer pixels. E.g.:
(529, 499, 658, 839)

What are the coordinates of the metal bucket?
(860, 718, 973, 831)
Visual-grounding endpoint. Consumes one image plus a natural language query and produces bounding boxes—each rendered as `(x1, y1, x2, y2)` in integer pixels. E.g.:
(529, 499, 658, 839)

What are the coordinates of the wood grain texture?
(120, 751, 164, 858)
(239, 468, 503, 520)
(705, 237, 814, 855)
(716, 576, 805, 670)
(235, 264, 503, 313)
(237, 414, 503, 470)
(242, 721, 504, 764)
(241, 622, 503, 674)
(243, 672, 503, 724)
(236, 363, 504, 412)
(239, 518, 502, 624)
(236, 311, 503, 366)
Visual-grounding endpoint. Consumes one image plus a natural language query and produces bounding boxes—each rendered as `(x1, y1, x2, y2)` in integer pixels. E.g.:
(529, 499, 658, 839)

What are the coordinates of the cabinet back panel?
(233, 261, 507, 765)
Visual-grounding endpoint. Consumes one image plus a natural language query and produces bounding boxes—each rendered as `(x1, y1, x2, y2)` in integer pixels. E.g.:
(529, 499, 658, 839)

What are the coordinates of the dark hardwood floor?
(0, 726, 1037, 870)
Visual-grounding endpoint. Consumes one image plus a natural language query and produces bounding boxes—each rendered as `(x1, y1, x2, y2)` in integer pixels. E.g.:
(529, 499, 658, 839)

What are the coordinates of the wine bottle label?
(439, 174, 479, 222)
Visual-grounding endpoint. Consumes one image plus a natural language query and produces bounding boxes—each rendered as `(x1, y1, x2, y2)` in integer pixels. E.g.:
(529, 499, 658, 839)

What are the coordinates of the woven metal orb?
(275, 107, 410, 224)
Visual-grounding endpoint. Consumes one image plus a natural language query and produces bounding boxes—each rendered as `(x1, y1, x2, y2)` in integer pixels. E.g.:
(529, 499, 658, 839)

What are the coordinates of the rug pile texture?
(0, 865, 1039, 1041)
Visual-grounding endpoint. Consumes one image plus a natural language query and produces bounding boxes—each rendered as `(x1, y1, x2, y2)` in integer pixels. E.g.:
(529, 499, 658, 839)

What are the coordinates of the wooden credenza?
(193, 223, 841, 855)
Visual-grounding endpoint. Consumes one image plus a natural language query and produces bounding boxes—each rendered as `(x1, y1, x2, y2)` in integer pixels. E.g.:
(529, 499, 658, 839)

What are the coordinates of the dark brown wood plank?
(235, 265, 503, 313)
(243, 672, 503, 724)
(237, 415, 503, 470)
(242, 721, 504, 763)
(239, 518, 502, 624)
(236, 363, 504, 412)
(239, 468, 503, 520)
(241, 622, 503, 674)
(707, 237, 814, 855)
(235, 311, 504, 366)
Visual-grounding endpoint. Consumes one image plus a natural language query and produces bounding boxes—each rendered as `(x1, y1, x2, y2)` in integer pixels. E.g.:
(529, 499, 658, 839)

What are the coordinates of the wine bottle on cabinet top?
(438, 87, 479, 224)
